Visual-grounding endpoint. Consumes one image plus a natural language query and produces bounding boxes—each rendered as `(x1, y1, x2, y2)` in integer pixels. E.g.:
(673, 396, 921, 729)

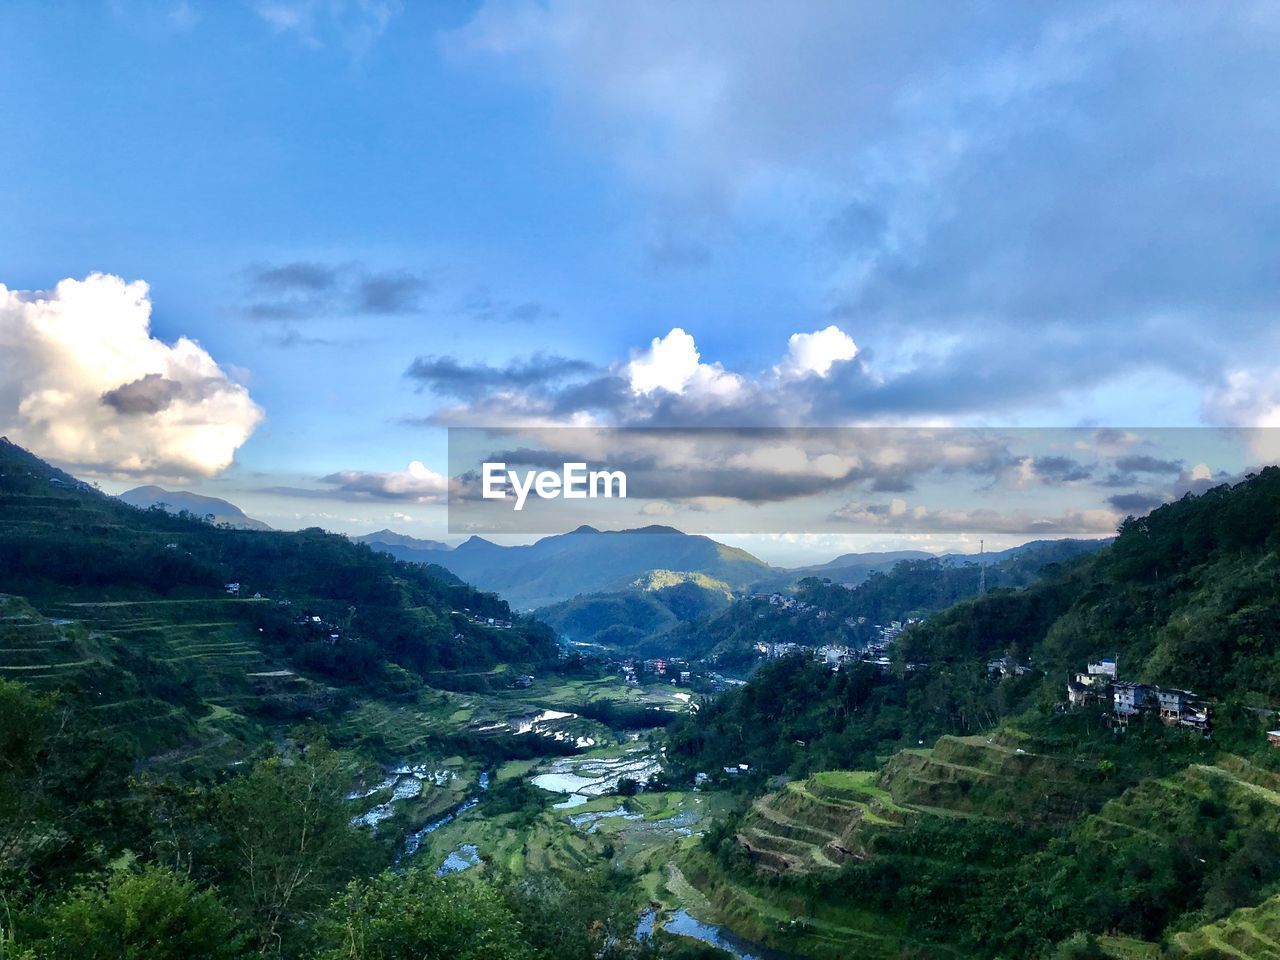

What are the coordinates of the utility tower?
(978, 539, 986, 595)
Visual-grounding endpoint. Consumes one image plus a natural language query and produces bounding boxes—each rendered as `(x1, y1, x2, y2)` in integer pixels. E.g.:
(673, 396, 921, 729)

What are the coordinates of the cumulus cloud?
(777, 325, 858, 379)
(0, 274, 263, 479)
(626, 328, 745, 400)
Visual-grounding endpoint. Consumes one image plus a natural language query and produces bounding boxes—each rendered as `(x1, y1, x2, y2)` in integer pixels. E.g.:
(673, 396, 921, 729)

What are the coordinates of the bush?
(32, 866, 245, 960)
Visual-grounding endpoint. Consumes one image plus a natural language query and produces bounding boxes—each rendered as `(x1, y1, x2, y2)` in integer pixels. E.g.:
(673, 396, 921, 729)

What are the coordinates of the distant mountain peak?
(117, 485, 271, 531)
(352, 529, 449, 552)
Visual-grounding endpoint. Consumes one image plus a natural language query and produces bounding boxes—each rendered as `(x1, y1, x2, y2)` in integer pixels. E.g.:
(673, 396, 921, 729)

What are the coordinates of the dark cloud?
(357, 271, 430, 314)
(100, 373, 183, 415)
(456, 286, 557, 324)
(264, 328, 337, 349)
(1033, 456, 1093, 483)
(1113, 455, 1183, 474)
(1107, 492, 1166, 514)
(244, 261, 431, 320)
(249, 261, 339, 292)
(405, 353, 598, 401)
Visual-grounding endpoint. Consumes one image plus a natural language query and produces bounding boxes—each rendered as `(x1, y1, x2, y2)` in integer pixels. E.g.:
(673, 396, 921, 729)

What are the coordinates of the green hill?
(431, 525, 771, 609)
(536, 570, 733, 649)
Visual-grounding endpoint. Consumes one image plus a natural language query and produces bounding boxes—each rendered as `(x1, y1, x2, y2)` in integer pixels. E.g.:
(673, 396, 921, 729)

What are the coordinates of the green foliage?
(668, 653, 1038, 779)
(315, 870, 533, 960)
(496, 868, 643, 960)
(211, 743, 379, 953)
(31, 865, 245, 960)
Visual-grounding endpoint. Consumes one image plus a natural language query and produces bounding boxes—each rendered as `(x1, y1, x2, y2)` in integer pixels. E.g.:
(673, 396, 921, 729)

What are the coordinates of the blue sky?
(2, 1, 1278, 563)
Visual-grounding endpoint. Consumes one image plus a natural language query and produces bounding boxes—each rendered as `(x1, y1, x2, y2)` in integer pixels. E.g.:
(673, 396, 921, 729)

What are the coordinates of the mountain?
(117, 484, 272, 530)
(766, 540, 1108, 590)
(431, 524, 772, 609)
(352, 528, 451, 564)
(536, 570, 734, 648)
(352, 529, 450, 551)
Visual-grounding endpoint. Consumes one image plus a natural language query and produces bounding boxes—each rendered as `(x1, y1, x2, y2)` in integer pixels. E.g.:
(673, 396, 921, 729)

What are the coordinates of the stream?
(637, 908, 792, 960)
(397, 770, 490, 862)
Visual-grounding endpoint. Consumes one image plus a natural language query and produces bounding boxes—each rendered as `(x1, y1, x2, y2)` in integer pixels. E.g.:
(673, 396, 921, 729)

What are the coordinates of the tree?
(315, 870, 532, 960)
(213, 743, 375, 953)
(33, 865, 245, 960)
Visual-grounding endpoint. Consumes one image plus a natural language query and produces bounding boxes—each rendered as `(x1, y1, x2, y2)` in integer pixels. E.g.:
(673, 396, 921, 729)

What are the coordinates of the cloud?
(455, 286, 557, 324)
(264, 461, 449, 503)
(406, 353, 598, 402)
(245, 261, 430, 319)
(252, 0, 401, 57)
(100, 373, 184, 416)
(1111, 454, 1183, 475)
(1107, 492, 1166, 514)
(251, 261, 339, 292)
(777, 325, 858, 379)
(0, 274, 263, 478)
(1030, 455, 1093, 484)
(319, 461, 448, 502)
(445, 2, 1280, 425)
(626, 328, 745, 400)
(830, 498, 1118, 535)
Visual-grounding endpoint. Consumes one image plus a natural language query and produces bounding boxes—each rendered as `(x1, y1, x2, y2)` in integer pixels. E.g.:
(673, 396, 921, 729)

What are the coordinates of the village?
(1065, 657, 1213, 732)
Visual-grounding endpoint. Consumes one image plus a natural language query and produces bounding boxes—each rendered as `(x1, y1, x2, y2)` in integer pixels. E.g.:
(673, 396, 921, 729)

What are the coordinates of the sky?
(2, 1, 1279, 565)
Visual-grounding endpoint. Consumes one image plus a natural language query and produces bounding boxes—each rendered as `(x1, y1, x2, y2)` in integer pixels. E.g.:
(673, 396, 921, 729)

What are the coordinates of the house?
(694, 772, 710, 787)
(224, 582, 240, 596)
(1066, 677, 1092, 707)
(511, 674, 534, 689)
(1156, 687, 1200, 722)
(1087, 658, 1118, 678)
(1113, 681, 1154, 719)
(1267, 730, 1280, 747)
(988, 656, 1031, 679)
(679, 670, 692, 683)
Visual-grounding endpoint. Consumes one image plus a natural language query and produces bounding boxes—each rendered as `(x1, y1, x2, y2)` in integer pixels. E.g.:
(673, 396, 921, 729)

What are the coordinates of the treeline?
(666, 654, 1041, 778)
(900, 465, 1280, 697)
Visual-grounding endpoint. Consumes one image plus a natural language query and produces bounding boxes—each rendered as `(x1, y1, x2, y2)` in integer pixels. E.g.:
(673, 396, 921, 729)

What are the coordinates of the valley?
(6, 436, 1280, 960)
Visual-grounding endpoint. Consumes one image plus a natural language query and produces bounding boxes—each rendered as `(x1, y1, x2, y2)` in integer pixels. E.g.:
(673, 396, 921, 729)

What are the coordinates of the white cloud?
(1201, 369, 1280, 464)
(0, 274, 264, 479)
(777, 325, 858, 379)
(626, 327, 744, 400)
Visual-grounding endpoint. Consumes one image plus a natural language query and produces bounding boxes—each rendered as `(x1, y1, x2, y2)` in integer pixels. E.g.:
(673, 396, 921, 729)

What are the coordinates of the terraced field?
(736, 770, 914, 874)
(1172, 895, 1280, 959)
(876, 732, 1110, 823)
(732, 731, 1106, 878)
(43, 598, 276, 689)
(0, 595, 97, 686)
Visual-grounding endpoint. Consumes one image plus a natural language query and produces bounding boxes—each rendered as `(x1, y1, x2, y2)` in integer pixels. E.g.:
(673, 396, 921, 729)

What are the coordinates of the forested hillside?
(666, 467, 1280, 959)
